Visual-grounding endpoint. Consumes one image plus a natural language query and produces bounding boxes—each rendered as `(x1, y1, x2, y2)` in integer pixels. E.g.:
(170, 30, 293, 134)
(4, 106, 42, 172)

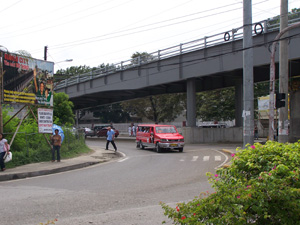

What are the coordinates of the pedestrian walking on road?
(0, 133, 10, 171)
(106, 127, 117, 152)
(254, 125, 259, 140)
(51, 129, 62, 162)
(128, 125, 132, 137)
(132, 124, 136, 137)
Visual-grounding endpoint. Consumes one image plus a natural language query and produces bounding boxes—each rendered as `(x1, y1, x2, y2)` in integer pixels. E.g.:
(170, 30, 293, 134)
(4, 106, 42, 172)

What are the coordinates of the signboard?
(38, 108, 53, 133)
(258, 95, 271, 120)
(258, 95, 290, 120)
(1, 50, 54, 106)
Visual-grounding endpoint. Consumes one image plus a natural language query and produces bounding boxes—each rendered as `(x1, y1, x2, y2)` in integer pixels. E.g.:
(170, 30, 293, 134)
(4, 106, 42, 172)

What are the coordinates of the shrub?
(161, 141, 300, 225)
(2, 106, 90, 168)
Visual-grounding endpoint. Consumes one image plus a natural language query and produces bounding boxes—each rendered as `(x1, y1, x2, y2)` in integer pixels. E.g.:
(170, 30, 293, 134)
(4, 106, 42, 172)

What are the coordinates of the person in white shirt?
(0, 133, 10, 171)
(132, 125, 136, 137)
(128, 126, 132, 136)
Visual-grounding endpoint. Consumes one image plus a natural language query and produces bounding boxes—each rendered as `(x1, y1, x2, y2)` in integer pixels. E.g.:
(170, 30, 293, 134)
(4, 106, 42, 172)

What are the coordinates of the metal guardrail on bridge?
(55, 12, 300, 90)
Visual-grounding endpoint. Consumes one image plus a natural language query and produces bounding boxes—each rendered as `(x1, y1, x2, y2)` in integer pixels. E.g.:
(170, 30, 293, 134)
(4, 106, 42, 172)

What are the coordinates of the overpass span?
(55, 17, 300, 111)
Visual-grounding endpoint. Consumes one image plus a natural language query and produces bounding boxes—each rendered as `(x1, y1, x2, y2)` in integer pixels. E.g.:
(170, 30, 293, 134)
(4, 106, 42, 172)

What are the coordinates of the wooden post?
(0, 51, 3, 133)
(28, 106, 52, 147)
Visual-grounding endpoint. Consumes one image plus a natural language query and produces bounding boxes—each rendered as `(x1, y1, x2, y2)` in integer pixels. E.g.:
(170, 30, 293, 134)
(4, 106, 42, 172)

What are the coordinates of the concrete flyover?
(55, 16, 300, 143)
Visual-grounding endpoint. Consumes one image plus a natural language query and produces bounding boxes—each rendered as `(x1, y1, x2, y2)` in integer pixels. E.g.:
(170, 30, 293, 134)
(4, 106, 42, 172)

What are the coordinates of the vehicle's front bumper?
(159, 142, 184, 149)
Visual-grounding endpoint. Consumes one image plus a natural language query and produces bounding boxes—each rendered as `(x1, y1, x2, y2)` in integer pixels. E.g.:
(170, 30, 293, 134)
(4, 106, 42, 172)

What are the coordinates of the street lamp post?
(55, 59, 73, 64)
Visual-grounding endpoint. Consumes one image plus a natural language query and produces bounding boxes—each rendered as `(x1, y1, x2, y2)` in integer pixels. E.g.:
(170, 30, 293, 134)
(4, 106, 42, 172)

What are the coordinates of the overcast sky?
(0, 0, 298, 72)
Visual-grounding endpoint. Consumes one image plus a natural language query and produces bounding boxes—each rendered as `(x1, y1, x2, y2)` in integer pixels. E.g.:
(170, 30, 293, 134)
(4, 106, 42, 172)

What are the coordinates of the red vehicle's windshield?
(155, 126, 177, 133)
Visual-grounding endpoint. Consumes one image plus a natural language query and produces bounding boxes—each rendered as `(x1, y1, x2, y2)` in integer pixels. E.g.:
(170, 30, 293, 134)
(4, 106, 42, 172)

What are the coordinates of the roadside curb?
(0, 149, 124, 182)
(221, 149, 234, 154)
(220, 148, 235, 168)
(0, 161, 102, 182)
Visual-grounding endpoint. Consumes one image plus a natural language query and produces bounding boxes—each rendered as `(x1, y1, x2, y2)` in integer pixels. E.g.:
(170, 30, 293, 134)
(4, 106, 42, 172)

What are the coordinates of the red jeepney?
(136, 124, 184, 153)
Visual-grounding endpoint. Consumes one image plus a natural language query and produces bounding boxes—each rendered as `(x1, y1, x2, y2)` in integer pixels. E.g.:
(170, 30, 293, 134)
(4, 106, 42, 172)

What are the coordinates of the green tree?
(268, 7, 300, 27)
(121, 93, 185, 123)
(56, 65, 93, 76)
(53, 92, 74, 125)
(55, 63, 116, 79)
(131, 51, 156, 65)
(92, 103, 130, 123)
(196, 88, 235, 121)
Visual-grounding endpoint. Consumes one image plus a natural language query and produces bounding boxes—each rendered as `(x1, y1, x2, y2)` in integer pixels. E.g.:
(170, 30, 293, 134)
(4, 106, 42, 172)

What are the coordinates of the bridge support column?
(235, 78, 243, 127)
(186, 78, 196, 127)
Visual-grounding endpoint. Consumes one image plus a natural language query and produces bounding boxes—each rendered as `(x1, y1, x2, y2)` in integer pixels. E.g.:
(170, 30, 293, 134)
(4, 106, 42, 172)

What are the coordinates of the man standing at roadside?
(106, 127, 117, 152)
(51, 129, 62, 162)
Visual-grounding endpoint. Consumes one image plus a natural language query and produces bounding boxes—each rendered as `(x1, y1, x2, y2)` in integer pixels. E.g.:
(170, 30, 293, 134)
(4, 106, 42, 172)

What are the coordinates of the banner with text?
(1, 50, 54, 106)
(38, 108, 53, 133)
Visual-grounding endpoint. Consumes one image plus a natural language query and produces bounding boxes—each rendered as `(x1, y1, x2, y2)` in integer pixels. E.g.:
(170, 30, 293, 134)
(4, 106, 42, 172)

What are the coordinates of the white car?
(84, 128, 95, 137)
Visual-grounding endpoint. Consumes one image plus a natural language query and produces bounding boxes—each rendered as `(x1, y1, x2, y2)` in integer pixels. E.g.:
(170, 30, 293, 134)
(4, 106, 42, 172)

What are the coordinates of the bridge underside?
(69, 59, 300, 110)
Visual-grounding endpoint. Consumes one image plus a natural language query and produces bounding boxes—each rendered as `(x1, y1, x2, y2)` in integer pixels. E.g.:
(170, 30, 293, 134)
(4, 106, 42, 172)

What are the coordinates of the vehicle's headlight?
(161, 139, 168, 142)
(179, 139, 184, 142)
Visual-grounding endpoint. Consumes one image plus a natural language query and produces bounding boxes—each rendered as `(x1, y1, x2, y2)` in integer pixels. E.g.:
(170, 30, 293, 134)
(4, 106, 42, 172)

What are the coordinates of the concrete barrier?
(182, 127, 243, 144)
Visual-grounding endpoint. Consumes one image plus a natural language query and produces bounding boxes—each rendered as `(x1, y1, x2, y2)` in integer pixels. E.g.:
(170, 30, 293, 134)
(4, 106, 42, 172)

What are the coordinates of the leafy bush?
(161, 141, 300, 225)
(2, 106, 90, 168)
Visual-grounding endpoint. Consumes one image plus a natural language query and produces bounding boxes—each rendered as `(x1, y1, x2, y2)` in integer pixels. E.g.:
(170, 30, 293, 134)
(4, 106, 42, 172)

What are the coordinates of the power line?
(56, 1, 277, 66)
(50, 3, 244, 50)
(0, 0, 23, 13)
(0, 0, 134, 39)
(0, 0, 85, 30)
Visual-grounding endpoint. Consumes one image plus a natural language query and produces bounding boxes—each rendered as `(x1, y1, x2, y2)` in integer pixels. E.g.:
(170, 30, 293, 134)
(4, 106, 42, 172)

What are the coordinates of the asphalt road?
(0, 139, 232, 225)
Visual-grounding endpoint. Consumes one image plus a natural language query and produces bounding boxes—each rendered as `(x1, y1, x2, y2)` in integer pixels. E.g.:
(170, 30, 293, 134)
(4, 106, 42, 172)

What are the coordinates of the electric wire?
(48, 0, 275, 64)
(3, 0, 295, 68)
(0, 0, 85, 30)
(0, 0, 134, 39)
(50, 2, 243, 49)
(0, 0, 23, 13)
(22, 0, 276, 56)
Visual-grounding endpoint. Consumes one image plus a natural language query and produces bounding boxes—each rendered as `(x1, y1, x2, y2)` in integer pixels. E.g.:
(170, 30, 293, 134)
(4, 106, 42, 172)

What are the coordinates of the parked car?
(84, 127, 96, 137)
(93, 125, 110, 132)
(96, 127, 119, 138)
(136, 124, 184, 153)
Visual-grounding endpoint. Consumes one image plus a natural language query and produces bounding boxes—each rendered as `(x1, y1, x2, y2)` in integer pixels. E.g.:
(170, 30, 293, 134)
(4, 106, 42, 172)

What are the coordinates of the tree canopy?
(92, 103, 130, 123)
(121, 93, 185, 123)
(53, 92, 74, 126)
(196, 88, 235, 121)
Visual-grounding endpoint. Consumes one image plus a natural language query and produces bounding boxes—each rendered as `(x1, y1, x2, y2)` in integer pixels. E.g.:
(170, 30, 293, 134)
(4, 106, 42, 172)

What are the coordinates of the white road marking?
(192, 156, 199, 161)
(203, 156, 210, 161)
(118, 157, 129, 162)
(213, 150, 229, 169)
(215, 156, 221, 161)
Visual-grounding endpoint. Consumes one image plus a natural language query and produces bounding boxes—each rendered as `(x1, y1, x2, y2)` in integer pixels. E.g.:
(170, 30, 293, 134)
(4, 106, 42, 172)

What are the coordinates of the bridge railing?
(55, 12, 300, 90)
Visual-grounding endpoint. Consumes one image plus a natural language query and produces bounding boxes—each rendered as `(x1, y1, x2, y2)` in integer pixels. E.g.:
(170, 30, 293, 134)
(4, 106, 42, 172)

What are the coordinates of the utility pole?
(278, 0, 289, 143)
(44, 46, 48, 61)
(269, 22, 300, 142)
(243, 0, 254, 147)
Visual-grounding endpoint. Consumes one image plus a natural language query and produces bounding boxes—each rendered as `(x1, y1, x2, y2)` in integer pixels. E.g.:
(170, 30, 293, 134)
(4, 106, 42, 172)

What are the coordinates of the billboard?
(1, 50, 54, 107)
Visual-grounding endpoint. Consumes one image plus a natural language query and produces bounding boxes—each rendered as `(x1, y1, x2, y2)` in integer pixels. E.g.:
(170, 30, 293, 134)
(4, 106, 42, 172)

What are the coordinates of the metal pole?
(278, 0, 289, 143)
(44, 46, 48, 61)
(269, 22, 300, 141)
(243, 0, 254, 147)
